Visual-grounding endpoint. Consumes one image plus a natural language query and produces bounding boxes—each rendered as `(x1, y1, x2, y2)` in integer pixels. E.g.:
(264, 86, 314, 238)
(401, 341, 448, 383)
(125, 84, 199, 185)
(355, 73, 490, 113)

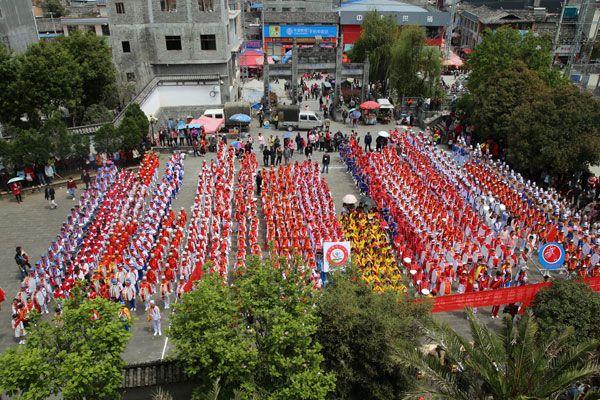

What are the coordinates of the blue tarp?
(282, 49, 293, 64)
(250, 2, 262, 9)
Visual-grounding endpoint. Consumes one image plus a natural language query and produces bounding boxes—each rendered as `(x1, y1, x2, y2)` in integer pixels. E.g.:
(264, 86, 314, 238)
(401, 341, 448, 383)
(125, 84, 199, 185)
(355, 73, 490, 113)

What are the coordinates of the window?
(122, 41, 131, 53)
(198, 0, 213, 11)
(115, 2, 125, 13)
(101, 24, 110, 36)
(200, 34, 216, 50)
(300, 114, 308, 121)
(297, 7, 306, 11)
(0, 6, 3, 18)
(126, 72, 136, 82)
(87, 25, 96, 33)
(165, 35, 182, 50)
(282, 7, 291, 11)
(309, 115, 317, 121)
(160, 0, 177, 11)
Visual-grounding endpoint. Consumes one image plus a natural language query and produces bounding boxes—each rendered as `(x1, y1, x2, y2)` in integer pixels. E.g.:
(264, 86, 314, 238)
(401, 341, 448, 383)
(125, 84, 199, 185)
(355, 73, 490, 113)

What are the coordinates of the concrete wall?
(108, 0, 238, 93)
(0, 0, 38, 53)
(139, 83, 222, 117)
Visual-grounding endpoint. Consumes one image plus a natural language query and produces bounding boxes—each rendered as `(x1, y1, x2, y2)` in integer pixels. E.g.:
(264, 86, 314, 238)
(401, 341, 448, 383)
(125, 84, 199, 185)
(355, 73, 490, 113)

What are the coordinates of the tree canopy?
(460, 26, 600, 182)
(349, 12, 440, 99)
(399, 310, 599, 400)
(0, 290, 130, 400)
(388, 26, 441, 99)
(531, 279, 600, 346)
(316, 270, 430, 400)
(0, 33, 116, 129)
(169, 257, 335, 400)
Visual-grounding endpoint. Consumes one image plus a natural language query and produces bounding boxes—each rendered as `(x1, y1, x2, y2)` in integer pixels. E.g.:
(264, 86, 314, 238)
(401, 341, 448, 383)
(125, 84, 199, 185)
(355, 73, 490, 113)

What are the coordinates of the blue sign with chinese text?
(263, 25, 338, 38)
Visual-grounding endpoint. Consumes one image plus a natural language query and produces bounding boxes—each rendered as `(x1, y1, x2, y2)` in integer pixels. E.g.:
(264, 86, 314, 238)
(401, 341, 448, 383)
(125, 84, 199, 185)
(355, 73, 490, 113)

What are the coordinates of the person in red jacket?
(0, 286, 5, 310)
(490, 270, 504, 318)
(11, 182, 22, 203)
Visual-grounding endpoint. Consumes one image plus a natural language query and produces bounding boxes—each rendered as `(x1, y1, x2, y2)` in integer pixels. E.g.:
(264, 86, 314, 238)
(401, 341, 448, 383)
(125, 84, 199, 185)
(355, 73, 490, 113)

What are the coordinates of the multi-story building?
(107, 0, 243, 105)
(0, 0, 38, 52)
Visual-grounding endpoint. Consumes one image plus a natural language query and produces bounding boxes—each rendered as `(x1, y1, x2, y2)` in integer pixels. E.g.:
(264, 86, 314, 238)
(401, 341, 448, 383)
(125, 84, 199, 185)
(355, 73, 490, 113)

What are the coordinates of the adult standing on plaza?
(364, 132, 373, 152)
(81, 169, 91, 190)
(147, 300, 162, 336)
(262, 146, 271, 167)
(15, 246, 31, 279)
(256, 169, 263, 196)
(257, 132, 265, 151)
(45, 184, 57, 209)
(44, 162, 57, 183)
(322, 153, 330, 174)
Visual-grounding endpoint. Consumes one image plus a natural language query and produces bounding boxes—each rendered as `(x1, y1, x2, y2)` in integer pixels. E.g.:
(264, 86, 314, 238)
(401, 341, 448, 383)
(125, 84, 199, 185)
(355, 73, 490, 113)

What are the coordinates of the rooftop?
(263, 11, 339, 24)
(459, 4, 536, 23)
(338, 0, 429, 13)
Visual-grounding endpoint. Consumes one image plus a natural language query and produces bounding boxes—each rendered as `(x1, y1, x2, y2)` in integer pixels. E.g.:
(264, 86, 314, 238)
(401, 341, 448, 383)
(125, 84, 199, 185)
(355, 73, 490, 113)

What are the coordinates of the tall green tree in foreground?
(388, 26, 441, 99)
(466, 26, 563, 94)
(460, 26, 600, 182)
(531, 279, 600, 346)
(316, 270, 430, 400)
(170, 257, 335, 400)
(399, 310, 599, 400)
(0, 290, 130, 400)
(349, 12, 399, 90)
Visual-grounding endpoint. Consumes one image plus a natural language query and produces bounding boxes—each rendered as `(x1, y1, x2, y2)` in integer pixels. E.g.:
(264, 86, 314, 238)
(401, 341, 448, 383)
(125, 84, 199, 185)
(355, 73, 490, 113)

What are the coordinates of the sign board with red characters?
(538, 242, 565, 270)
(323, 241, 351, 272)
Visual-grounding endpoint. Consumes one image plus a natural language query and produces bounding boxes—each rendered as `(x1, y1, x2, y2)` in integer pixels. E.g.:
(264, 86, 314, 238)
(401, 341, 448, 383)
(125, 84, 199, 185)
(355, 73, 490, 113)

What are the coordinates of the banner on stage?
(323, 241, 351, 272)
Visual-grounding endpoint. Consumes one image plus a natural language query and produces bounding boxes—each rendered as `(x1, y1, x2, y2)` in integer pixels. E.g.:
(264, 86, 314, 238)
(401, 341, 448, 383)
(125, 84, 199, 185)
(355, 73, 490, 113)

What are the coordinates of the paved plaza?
(0, 119, 502, 363)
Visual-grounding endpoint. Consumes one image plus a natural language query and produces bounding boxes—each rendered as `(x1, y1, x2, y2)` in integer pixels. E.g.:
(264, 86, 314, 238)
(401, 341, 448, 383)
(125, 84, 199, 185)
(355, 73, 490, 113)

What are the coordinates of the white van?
(203, 108, 224, 119)
(297, 111, 322, 130)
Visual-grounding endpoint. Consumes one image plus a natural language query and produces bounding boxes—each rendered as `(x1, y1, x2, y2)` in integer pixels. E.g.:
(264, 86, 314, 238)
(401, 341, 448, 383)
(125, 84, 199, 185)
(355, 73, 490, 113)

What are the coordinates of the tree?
(531, 279, 600, 346)
(82, 104, 114, 125)
(8, 129, 54, 166)
(348, 12, 399, 89)
(170, 256, 336, 399)
(388, 26, 441, 100)
(93, 123, 120, 154)
(468, 62, 547, 145)
(0, 291, 130, 400)
(0, 45, 24, 127)
(62, 32, 116, 121)
(316, 270, 430, 400)
(398, 310, 599, 400)
(15, 41, 80, 127)
(42, 0, 67, 17)
(466, 26, 564, 93)
(502, 77, 600, 180)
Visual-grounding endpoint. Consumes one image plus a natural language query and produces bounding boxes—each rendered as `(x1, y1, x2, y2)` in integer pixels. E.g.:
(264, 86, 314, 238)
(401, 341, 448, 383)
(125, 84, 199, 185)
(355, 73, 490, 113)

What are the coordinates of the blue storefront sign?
(263, 25, 338, 38)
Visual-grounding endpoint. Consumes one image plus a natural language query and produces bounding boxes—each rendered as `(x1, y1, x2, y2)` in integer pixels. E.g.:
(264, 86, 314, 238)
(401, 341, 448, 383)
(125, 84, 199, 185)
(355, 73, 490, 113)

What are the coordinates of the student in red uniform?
(490, 271, 504, 318)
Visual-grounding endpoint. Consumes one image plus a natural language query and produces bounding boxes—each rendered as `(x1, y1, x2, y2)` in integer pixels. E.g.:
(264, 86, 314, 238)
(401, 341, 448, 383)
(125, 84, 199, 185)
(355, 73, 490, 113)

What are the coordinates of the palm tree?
(398, 310, 599, 400)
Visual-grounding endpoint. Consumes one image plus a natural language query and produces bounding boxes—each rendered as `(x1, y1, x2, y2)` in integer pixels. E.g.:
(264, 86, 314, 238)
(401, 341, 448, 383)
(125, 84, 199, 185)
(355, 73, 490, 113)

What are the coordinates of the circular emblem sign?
(326, 244, 349, 268)
(538, 242, 565, 270)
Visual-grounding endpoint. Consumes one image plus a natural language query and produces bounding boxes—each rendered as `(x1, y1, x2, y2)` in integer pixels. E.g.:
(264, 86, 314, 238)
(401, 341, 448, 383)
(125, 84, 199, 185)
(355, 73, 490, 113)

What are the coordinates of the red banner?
(428, 277, 600, 313)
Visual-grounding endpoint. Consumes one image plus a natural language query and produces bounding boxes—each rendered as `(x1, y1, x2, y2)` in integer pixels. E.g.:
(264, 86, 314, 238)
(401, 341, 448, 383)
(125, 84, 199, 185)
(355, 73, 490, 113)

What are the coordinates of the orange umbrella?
(360, 101, 380, 110)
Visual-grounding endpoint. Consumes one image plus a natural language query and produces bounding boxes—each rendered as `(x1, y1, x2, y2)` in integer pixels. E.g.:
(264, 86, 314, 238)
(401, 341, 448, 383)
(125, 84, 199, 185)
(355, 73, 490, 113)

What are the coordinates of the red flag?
(546, 225, 558, 243)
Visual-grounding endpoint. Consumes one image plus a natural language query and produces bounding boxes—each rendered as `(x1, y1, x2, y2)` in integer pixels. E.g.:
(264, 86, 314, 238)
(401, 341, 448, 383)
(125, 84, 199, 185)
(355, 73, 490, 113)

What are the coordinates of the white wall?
(140, 88, 161, 116)
(139, 84, 222, 117)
